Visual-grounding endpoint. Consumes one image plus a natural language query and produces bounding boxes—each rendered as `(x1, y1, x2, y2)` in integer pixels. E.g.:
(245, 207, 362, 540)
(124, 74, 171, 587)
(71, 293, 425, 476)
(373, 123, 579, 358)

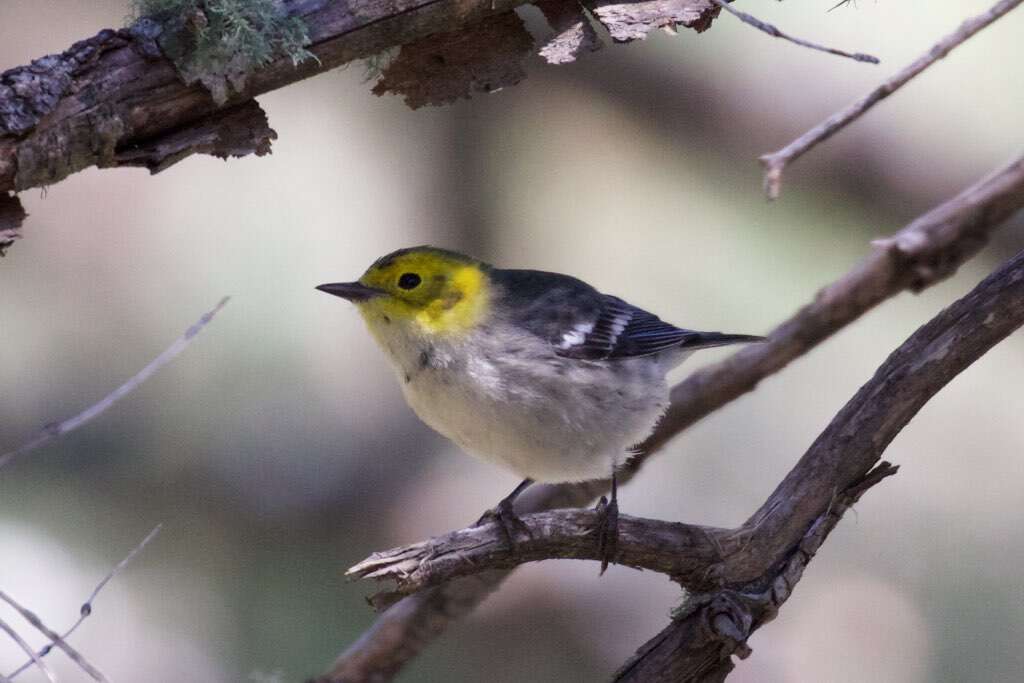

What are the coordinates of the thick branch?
(346, 510, 731, 607)
(614, 461, 900, 682)
(0, 0, 721, 200)
(618, 247, 1024, 680)
(323, 155, 1024, 682)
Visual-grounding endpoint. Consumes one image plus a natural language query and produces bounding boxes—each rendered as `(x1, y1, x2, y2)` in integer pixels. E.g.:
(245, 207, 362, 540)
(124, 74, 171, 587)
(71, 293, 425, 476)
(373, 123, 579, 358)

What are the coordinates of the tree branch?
(0, 0, 721, 204)
(760, 0, 1024, 199)
(637, 152, 1024, 457)
(346, 510, 731, 608)
(709, 0, 878, 64)
(0, 616, 54, 683)
(616, 246, 1024, 680)
(0, 297, 229, 470)
(320, 155, 1024, 681)
(0, 590, 108, 682)
(6, 525, 162, 680)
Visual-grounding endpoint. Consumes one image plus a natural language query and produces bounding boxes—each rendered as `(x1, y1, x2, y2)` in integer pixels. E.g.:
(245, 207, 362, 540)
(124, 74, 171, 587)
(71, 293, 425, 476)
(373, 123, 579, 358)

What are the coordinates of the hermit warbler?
(317, 246, 762, 569)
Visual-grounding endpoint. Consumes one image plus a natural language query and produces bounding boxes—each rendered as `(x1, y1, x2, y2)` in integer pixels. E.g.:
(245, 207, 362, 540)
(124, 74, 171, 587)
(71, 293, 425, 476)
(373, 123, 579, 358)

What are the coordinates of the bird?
(317, 246, 763, 571)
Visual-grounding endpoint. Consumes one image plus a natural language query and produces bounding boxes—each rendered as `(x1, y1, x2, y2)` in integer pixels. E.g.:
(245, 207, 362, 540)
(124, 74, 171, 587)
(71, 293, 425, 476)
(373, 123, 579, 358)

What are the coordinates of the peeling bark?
(588, 0, 720, 42)
(536, 0, 602, 64)
(0, 0, 726, 253)
(113, 99, 276, 173)
(372, 12, 534, 109)
(0, 0, 722, 195)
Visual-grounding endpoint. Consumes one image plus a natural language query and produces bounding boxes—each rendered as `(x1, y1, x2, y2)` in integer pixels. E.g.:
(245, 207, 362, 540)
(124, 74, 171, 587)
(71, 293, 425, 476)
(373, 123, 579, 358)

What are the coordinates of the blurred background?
(2, 1, 1024, 681)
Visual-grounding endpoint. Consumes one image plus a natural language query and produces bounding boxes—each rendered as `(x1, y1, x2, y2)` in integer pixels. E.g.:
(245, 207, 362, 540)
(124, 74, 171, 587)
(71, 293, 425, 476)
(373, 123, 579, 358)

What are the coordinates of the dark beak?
(315, 282, 385, 302)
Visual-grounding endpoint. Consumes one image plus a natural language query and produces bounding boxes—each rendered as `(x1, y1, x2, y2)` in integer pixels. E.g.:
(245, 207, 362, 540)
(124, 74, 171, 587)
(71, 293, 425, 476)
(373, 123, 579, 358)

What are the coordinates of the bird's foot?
(476, 497, 532, 553)
(594, 495, 620, 575)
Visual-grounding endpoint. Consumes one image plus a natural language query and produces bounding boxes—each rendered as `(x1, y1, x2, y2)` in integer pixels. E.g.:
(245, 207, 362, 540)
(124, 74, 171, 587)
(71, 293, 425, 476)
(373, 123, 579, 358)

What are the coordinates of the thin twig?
(0, 616, 55, 683)
(760, 0, 1024, 198)
(711, 0, 879, 64)
(0, 591, 107, 682)
(0, 297, 231, 470)
(6, 525, 163, 680)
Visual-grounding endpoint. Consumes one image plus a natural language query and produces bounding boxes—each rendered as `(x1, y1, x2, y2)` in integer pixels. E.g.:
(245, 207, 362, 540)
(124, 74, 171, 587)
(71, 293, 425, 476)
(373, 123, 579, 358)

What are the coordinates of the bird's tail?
(680, 331, 765, 350)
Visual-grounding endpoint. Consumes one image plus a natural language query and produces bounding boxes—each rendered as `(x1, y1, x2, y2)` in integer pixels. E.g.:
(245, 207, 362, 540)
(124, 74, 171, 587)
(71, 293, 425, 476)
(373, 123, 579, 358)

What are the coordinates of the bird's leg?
(595, 472, 620, 575)
(476, 478, 534, 552)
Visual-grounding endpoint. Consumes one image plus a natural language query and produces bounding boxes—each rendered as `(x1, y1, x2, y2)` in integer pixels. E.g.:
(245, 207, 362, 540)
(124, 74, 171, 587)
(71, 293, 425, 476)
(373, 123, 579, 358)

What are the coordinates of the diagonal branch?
(0, 591, 108, 682)
(617, 246, 1024, 680)
(6, 525, 162, 680)
(637, 152, 1024, 456)
(710, 0, 878, 64)
(760, 0, 1024, 198)
(319, 155, 1024, 682)
(0, 616, 53, 683)
(0, 298, 229, 470)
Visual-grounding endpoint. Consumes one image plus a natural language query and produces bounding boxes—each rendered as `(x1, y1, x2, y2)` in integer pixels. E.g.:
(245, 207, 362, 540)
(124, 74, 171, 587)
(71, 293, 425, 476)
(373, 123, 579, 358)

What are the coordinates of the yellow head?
(317, 246, 491, 338)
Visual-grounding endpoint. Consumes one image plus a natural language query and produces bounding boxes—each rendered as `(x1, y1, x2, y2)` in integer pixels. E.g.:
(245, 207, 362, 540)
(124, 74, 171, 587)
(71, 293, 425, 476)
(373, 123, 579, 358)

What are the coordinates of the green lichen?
(130, 0, 316, 104)
(360, 47, 397, 83)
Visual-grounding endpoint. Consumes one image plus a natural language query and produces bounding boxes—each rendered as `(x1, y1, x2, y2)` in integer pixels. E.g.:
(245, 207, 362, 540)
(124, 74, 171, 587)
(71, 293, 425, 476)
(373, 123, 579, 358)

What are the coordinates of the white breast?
(390, 328, 671, 484)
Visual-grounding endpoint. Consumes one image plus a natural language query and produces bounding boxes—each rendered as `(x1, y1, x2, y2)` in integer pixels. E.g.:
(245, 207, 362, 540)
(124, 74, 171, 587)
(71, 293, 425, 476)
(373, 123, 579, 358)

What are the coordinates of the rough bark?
(0, 0, 720, 203)
(616, 248, 1024, 679)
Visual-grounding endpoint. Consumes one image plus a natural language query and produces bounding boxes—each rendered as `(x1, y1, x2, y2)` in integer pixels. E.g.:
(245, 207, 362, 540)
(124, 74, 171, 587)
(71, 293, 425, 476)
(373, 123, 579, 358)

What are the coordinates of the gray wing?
(492, 269, 762, 361)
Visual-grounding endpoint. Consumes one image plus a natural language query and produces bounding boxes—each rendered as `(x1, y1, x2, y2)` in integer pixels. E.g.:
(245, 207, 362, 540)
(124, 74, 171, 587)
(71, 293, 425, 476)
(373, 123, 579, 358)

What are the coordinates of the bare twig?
(321, 155, 1024, 683)
(0, 616, 54, 683)
(760, 0, 1024, 198)
(0, 298, 230, 470)
(710, 0, 879, 64)
(0, 591, 107, 682)
(638, 152, 1024, 456)
(6, 525, 162, 680)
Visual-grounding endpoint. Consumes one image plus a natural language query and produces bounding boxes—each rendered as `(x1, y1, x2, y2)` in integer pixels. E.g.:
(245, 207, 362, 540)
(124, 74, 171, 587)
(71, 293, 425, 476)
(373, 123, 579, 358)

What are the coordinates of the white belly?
(400, 350, 669, 483)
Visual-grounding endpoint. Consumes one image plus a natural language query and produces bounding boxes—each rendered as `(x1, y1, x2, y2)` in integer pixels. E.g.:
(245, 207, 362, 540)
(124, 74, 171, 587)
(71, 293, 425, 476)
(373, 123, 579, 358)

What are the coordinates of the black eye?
(398, 272, 421, 290)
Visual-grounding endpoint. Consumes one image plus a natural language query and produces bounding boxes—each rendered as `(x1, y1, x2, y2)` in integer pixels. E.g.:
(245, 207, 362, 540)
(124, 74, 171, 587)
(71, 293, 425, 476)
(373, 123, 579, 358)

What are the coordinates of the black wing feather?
(491, 269, 763, 361)
(558, 296, 697, 360)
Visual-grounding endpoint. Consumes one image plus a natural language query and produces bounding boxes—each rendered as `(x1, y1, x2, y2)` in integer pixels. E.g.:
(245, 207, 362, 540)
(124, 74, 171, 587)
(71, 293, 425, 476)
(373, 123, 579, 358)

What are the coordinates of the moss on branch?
(129, 0, 315, 104)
